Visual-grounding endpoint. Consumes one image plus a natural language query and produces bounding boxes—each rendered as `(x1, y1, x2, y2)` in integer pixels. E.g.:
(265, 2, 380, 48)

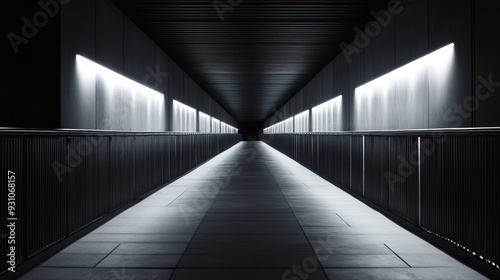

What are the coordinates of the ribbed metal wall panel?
(154, 136, 165, 187)
(350, 136, 364, 195)
(110, 136, 135, 211)
(0, 132, 241, 276)
(421, 135, 499, 266)
(134, 136, 148, 197)
(341, 136, 351, 187)
(67, 137, 108, 234)
(96, 137, 111, 215)
(483, 137, 499, 266)
(388, 136, 419, 224)
(26, 138, 67, 257)
(316, 135, 350, 187)
(0, 138, 25, 274)
(160, 136, 170, 183)
(364, 136, 390, 209)
(263, 132, 499, 272)
(316, 135, 331, 182)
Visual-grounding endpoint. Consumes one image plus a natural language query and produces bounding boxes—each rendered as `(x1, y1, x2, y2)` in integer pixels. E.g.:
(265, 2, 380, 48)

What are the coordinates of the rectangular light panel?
(284, 117, 294, 133)
(311, 96, 342, 132)
(199, 112, 211, 133)
(354, 43, 454, 130)
(294, 110, 310, 133)
(75, 55, 166, 131)
(221, 122, 238, 134)
(173, 100, 197, 132)
(211, 117, 221, 133)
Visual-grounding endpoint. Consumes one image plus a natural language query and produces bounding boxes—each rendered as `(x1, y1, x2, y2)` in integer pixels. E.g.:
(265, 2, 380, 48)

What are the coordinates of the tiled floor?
(21, 142, 487, 280)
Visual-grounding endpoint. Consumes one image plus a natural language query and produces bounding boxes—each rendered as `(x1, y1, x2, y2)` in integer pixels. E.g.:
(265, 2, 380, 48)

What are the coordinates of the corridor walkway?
(21, 142, 486, 280)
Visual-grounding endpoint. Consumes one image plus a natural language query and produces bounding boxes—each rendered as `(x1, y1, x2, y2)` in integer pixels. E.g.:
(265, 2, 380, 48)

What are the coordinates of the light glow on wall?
(284, 117, 294, 133)
(294, 110, 310, 133)
(75, 55, 166, 131)
(263, 123, 275, 134)
(199, 112, 237, 134)
(264, 121, 279, 134)
(354, 43, 455, 130)
(221, 122, 238, 134)
(311, 96, 342, 132)
(264, 117, 294, 134)
(211, 117, 221, 133)
(173, 100, 197, 132)
(199, 112, 211, 133)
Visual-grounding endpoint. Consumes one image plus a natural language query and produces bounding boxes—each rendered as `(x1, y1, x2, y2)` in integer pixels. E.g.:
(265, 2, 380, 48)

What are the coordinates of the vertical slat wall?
(26, 138, 67, 257)
(364, 136, 390, 209)
(0, 132, 241, 276)
(316, 135, 350, 186)
(263, 131, 499, 271)
(388, 136, 419, 224)
(350, 136, 364, 194)
(110, 137, 136, 211)
(0, 139, 25, 275)
(421, 135, 499, 266)
(67, 137, 109, 234)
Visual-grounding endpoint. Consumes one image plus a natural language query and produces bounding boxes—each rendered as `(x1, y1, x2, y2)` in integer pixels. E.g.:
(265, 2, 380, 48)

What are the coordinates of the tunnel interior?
(1, 0, 500, 279)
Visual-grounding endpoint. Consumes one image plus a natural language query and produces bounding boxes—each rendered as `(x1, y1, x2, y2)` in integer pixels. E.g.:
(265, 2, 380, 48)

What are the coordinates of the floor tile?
(170, 268, 328, 280)
(177, 254, 318, 268)
(399, 253, 464, 267)
(112, 243, 188, 255)
(40, 254, 107, 268)
(79, 233, 193, 243)
(324, 267, 487, 280)
(319, 254, 408, 268)
(20, 268, 174, 280)
(96, 254, 182, 268)
(21, 142, 486, 280)
(59, 242, 119, 254)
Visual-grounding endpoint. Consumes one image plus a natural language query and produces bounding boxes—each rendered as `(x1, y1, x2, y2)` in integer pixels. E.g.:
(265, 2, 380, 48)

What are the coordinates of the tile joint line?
(335, 213, 351, 227)
(93, 243, 121, 268)
(384, 243, 412, 268)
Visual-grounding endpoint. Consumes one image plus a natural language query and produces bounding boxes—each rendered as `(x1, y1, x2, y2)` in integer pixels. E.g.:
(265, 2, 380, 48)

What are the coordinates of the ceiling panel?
(112, 0, 389, 122)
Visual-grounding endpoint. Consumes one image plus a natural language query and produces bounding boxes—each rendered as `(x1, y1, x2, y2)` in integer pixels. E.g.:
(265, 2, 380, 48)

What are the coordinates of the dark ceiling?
(112, 0, 389, 122)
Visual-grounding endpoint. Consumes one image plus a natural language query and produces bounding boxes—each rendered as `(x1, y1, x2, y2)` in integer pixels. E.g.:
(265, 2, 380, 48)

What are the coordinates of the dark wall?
(1, 1, 61, 128)
(60, 0, 96, 129)
(474, 1, 500, 127)
(60, 0, 238, 131)
(1, 0, 237, 131)
(265, 0, 500, 130)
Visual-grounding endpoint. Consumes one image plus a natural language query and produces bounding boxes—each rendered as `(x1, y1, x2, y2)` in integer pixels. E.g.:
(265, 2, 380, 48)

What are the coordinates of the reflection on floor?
(21, 142, 487, 280)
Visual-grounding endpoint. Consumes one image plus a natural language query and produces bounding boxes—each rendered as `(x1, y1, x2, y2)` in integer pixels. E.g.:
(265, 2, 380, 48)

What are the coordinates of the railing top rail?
(262, 127, 500, 137)
(0, 128, 240, 137)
